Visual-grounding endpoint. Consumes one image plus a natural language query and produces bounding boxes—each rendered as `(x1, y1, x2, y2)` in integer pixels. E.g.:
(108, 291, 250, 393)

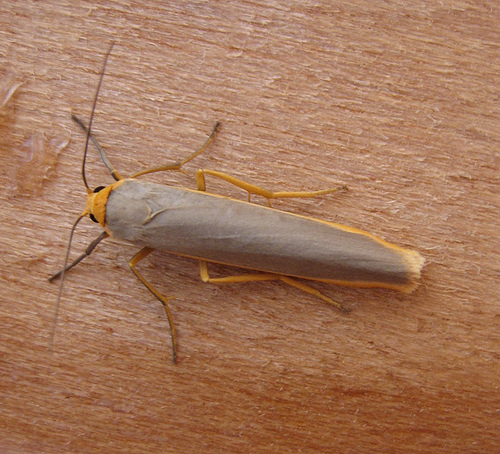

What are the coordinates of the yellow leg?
(129, 247, 178, 363)
(199, 260, 280, 284)
(279, 276, 349, 313)
(199, 261, 348, 312)
(196, 169, 347, 207)
(130, 122, 220, 178)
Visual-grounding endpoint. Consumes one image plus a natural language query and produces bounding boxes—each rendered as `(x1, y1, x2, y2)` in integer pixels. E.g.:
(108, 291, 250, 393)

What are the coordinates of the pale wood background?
(1, 1, 499, 453)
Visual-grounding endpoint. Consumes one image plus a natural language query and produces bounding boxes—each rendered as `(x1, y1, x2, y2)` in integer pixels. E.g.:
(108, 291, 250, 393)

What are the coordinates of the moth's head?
(84, 184, 114, 227)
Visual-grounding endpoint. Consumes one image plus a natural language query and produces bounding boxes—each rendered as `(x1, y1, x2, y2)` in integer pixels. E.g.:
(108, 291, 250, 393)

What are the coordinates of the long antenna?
(82, 41, 115, 192)
(50, 42, 115, 350)
(49, 213, 86, 350)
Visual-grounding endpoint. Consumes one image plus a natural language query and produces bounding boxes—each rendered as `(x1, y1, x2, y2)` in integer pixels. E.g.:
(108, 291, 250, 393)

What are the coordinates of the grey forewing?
(106, 180, 410, 284)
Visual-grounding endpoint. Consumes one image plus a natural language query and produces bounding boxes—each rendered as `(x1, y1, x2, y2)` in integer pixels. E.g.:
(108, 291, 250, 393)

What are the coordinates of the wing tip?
(401, 249, 425, 293)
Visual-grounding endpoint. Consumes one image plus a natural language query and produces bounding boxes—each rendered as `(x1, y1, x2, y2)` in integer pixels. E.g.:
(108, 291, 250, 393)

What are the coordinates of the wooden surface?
(1, 1, 498, 452)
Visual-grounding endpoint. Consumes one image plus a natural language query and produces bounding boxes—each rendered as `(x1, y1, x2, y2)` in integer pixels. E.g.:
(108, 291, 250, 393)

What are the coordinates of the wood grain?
(1, 1, 498, 452)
